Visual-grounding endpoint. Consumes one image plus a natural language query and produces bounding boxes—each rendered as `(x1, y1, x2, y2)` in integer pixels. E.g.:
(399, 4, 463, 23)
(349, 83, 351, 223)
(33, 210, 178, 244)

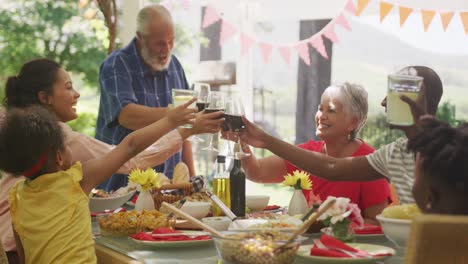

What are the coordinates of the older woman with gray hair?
(237, 82, 391, 224)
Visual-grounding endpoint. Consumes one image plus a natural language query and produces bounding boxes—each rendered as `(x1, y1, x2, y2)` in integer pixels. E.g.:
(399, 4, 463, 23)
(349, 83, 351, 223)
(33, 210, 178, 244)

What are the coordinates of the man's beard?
(141, 46, 172, 71)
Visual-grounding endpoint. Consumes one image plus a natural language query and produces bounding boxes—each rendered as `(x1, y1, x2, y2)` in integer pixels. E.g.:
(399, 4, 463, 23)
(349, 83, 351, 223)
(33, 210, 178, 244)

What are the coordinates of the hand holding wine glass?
(224, 97, 250, 157)
(202, 91, 226, 152)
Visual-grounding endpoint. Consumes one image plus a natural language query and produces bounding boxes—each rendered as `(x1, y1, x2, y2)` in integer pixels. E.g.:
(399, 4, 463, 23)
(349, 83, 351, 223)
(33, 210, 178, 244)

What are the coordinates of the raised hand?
(238, 116, 271, 149)
(166, 98, 197, 127)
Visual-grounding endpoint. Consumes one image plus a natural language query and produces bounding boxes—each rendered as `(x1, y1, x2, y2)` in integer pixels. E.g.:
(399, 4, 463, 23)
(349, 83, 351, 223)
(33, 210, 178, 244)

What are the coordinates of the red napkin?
(130, 227, 211, 242)
(91, 207, 126, 217)
(264, 205, 281, 211)
(310, 234, 393, 258)
(352, 223, 383, 235)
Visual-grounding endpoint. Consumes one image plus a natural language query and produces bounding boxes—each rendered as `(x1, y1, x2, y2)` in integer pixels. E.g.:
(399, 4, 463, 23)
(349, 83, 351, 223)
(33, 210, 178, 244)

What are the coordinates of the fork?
(313, 239, 372, 259)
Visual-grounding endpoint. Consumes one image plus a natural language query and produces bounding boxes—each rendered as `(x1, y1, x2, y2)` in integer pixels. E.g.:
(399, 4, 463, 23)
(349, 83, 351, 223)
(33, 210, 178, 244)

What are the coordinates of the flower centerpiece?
(128, 168, 161, 211)
(282, 170, 313, 216)
(317, 196, 364, 242)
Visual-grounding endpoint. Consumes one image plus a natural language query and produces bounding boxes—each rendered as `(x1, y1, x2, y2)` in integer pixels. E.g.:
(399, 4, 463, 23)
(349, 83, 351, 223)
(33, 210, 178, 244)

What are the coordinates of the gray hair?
(321, 82, 368, 140)
(137, 4, 173, 35)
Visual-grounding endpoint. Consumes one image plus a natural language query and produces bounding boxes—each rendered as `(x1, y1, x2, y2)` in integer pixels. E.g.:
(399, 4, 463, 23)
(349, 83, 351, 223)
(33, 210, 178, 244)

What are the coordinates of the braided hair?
(408, 117, 468, 194)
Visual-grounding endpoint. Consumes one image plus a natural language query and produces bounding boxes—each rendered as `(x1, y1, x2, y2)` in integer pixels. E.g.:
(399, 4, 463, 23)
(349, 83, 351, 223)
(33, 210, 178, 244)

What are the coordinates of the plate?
(130, 231, 213, 248)
(321, 227, 384, 238)
(296, 243, 395, 263)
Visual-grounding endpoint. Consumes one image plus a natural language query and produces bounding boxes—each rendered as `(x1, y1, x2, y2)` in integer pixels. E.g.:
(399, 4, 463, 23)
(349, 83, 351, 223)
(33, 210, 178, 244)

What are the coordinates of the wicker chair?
(405, 214, 468, 264)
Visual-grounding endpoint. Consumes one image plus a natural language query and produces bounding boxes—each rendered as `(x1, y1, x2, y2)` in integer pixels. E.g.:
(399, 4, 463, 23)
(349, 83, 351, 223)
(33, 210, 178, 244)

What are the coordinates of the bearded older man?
(95, 4, 195, 190)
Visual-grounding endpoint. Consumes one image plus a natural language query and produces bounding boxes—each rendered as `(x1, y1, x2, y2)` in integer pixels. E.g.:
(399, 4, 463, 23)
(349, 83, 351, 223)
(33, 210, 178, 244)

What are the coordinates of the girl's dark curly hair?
(408, 117, 468, 192)
(0, 106, 65, 179)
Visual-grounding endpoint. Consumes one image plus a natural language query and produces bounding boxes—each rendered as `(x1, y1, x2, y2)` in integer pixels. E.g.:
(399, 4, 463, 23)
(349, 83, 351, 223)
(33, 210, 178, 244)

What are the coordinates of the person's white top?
(366, 138, 416, 204)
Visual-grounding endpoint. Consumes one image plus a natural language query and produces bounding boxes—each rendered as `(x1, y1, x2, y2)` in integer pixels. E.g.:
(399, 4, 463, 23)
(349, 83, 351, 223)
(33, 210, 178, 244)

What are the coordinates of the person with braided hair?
(408, 117, 468, 215)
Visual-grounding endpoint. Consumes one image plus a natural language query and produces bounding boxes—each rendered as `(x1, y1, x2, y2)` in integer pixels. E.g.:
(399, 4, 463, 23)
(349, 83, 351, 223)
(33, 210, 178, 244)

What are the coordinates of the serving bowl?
(202, 216, 232, 231)
(89, 190, 136, 212)
(212, 230, 305, 264)
(246, 195, 270, 211)
(376, 214, 412, 246)
(180, 201, 211, 219)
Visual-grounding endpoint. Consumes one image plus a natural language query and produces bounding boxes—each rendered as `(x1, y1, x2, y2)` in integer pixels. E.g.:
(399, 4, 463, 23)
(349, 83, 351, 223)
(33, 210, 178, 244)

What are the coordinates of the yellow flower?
(128, 168, 161, 191)
(281, 170, 312, 190)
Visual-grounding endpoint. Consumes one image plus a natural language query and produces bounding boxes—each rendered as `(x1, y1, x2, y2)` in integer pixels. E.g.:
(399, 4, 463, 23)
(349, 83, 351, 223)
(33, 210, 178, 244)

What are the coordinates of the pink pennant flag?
(240, 33, 255, 56)
(219, 21, 237, 46)
(322, 24, 339, 43)
(278, 46, 292, 65)
(295, 41, 311, 65)
(180, 0, 190, 11)
(344, 0, 357, 16)
(335, 13, 352, 31)
(309, 35, 329, 59)
(259, 42, 273, 64)
(160, 0, 173, 10)
(202, 5, 221, 28)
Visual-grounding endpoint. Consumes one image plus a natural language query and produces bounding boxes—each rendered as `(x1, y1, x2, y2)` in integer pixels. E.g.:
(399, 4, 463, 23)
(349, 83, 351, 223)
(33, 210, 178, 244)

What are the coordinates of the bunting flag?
(344, 0, 357, 15)
(461, 12, 468, 34)
(323, 24, 339, 43)
(399, 6, 413, 27)
(336, 13, 352, 31)
(240, 33, 255, 56)
(309, 35, 329, 59)
(439, 12, 455, 31)
(259, 42, 273, 64)
(421, 10, 436, 32)
(180, 0, 190, 11)
(219, 20, 237, 45)
(202, 5, 221, 28)
(278, 46, 292, 65)
(295, 42, 311, 65)
(379, 1, 393, 22)
(356, 0, 371, 16)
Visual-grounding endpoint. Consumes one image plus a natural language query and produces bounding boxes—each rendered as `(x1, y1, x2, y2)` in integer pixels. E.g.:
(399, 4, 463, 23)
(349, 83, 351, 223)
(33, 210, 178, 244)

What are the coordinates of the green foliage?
(67, 112, 97, 137)
(360, 113, 404, 149)
(0, 0, 108, 87)
(436, 101, 464, 126)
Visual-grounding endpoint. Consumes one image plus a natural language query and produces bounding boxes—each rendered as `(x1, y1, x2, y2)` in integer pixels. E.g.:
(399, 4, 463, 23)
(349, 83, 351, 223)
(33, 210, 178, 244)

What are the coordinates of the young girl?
(0, 103, 196, 264)
(408, 117, 468, 215)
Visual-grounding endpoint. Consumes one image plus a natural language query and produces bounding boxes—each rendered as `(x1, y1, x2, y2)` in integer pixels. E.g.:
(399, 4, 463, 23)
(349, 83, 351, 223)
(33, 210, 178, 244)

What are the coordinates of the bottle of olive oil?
(212, 155, 231, 216)
(230, 151, 246, 217)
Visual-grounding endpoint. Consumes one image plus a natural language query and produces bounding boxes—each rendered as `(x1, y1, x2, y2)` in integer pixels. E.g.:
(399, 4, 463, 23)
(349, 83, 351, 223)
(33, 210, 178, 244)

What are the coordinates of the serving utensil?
(161, 202, 225, 238)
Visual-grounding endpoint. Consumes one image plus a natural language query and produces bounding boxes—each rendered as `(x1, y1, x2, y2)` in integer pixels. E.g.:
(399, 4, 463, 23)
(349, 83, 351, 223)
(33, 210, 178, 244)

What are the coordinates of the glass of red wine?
(202, 91, 226, 152)
(189, 83, 211, 143)
(224, 96, 250, 158)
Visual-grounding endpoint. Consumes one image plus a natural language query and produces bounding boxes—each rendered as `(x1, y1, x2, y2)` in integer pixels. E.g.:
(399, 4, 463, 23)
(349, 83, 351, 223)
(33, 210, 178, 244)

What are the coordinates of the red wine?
(225, 114, 245, 132)
(196, 102, 209, 112)
(230, 157, 246, 217)
(204, 108, 225, 119)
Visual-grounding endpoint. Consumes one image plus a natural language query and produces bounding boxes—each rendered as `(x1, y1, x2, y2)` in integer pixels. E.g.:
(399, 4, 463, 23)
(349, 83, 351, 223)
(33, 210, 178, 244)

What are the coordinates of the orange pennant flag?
(399, 6, 413, 27)
(421, 10, 436, 32)
(439, 12, 454, 31)
(357, 0, 371, 16)
(461, 12, 468, 34)
(380, 1, 394, 23)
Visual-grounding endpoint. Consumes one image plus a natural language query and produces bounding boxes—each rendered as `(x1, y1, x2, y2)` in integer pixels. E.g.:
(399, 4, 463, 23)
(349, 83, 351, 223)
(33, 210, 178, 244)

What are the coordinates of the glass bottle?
(230, 151, 246, 217)
(212, 155, 231, 216)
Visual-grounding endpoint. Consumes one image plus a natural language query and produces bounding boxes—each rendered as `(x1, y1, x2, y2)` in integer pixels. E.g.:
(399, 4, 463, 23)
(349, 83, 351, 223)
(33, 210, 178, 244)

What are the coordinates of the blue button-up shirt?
(96, 38, 189, 187)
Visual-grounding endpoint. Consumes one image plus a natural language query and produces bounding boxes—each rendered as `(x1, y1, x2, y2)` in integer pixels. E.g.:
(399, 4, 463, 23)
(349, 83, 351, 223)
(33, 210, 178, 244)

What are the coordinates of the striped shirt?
(95, 37, 189, 183)
(366, 138, 415, 204)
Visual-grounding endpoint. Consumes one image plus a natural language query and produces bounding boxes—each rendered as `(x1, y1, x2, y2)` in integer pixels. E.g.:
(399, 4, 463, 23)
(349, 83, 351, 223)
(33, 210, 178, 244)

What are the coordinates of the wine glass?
(189, 83, 211, 143)
(202, 91, 226, 152)
(225, 96, 250, 158)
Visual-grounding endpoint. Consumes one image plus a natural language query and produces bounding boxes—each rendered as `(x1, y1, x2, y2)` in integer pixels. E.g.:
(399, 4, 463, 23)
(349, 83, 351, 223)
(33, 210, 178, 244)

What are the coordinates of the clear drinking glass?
(172, 89, 197, 128)
(189, 83, 211, 143)
(387, 74, 423, 126)
(202, 91, 226, 152)
(225, 97, 250, 158)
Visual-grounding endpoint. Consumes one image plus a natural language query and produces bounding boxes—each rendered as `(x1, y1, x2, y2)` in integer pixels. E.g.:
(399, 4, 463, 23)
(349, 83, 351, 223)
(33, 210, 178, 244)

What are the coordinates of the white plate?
(321, 227, 385, 238)
(228, 218, 301, 232)
(130, 231, 213, 248)
(296, 243, 395, 263)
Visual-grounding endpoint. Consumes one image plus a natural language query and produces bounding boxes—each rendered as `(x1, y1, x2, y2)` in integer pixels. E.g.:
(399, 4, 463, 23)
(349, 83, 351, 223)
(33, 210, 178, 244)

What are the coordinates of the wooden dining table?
(92, 218, 406, 264)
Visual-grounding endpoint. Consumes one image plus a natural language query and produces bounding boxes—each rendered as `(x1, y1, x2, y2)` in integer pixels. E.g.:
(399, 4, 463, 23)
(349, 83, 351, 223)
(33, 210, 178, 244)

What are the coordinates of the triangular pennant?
(323, 24, 339, 43)
(278, 46, 291, 65)
(421, 10, 436, 32)
(439, 12, 455, 31)
(180, 0, 190, 11)
(380, 1, 394, 23)
(335, 13, 352, 31)
(240, 33, 255, 57)
(295, 41, 311, 65)
(344, 0, 357, 16)
(259, 42, 273, 64)
(202, 5, 221, 28)
(309, 35, 329, 59)
(356, 0, 371, 16)
(460, 12, 468, 34)
(399, 6, 413, 27)
(219, 20, 237, 45)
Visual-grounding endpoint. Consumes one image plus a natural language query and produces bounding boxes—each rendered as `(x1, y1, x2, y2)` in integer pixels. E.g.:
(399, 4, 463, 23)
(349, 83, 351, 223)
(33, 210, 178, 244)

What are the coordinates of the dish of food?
(296, 243, 395, 263)
(130, 230, 213, 248)
(229, 217, 302, 232)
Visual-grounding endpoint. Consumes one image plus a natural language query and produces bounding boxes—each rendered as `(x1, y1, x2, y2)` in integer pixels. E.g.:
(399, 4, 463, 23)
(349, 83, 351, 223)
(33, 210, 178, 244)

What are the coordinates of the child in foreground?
(0, 102, 197, 264)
